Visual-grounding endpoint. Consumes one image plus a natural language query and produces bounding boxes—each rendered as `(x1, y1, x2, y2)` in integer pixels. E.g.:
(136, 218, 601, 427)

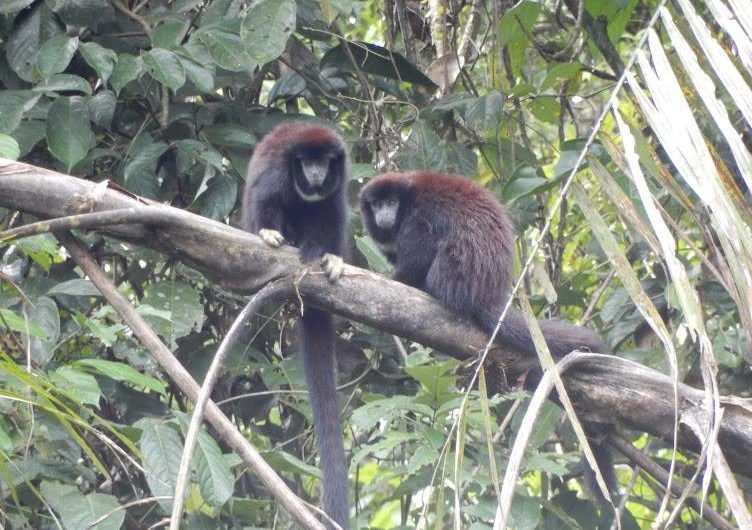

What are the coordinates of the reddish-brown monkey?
(360, 170, 615, 498)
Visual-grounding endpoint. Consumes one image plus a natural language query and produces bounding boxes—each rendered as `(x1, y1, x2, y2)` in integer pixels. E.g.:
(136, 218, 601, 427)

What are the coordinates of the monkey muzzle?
(301, 158, 330, 187)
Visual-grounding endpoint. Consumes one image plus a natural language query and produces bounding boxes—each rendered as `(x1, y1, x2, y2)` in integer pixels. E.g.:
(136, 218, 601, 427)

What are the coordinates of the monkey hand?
(258, 228, 285, 247)
(321, 253, 344, 282)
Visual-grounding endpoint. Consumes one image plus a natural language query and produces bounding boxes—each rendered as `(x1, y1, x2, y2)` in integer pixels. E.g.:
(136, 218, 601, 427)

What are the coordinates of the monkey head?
(360, 174, 413, 248)
(281, 128, 346, 202)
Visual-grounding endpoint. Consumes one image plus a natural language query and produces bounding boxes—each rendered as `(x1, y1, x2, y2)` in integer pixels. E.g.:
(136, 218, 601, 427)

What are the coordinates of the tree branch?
(2, 158, 752, 481)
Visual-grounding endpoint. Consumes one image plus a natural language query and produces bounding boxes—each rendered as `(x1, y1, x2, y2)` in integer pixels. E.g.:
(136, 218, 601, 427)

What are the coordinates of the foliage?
(1, 0, 751, 529)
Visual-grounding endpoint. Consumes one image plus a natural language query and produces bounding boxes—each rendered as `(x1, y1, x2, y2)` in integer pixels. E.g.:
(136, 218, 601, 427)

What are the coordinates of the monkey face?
(369, 197, 400, 230)
(290, 145, 345, 201)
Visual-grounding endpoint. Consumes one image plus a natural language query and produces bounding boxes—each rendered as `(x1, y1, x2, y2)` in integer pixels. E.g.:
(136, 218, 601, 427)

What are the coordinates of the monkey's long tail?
(481, 309, 609, 358)
(301, 308, 351, 530)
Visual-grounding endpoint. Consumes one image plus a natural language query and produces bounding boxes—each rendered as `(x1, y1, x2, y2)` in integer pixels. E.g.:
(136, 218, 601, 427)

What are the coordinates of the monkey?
(360, 170, 616, 500)
(242, 121, 350, 529)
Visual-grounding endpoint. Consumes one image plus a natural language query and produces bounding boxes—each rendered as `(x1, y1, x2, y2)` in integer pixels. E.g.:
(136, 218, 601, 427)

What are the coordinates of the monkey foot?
(321, 253, 344, 282)
(259, 228, 285, 247)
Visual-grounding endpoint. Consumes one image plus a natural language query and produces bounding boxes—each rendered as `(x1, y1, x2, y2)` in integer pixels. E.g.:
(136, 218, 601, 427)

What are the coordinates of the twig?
(57, 231, 326, 530)
(610, 437, 736, 530)
(169, 278, 294, 530)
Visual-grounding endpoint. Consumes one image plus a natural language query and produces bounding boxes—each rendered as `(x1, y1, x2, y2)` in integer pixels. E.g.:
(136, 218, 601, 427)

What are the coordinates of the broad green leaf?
(322, 42, 436, 87)
(7, 4, 62, 82)
(196, 175, 238, 220)
(48, 0, 116, 28)
(25, 296, 60, 366)
(195, 28, 257, 72)
(355, 236, 392, 274)
(47, 278, 101, 297)
(33, 35, 78, 81)
(527, 95, 559, 124)
(141, 281, 204, 346)
(87, 90, 116, 130)
(41, 481, 124, 530)
(75, 359, 166, 394)
(540, 62, 582, 91)
(0, 134, 20, 160)
(33, 73, 92, 94)
(137, 418, 182, 505)
(499, 0, 540, 45)
(79, 315, 125, 347)
(123, 138, 169, 182)
(11, 120, 46, 156)
(0, 91, 41, 133)
(195, 430, 234, 507)
(153, 19, 190, 49)
(110, 53, 143, 95)
(143, 48, 186, 91)
(240, 0, 296, 64)
(46, 96, 93, 171)
(79, 42, 117, 84)
(464, 91, 505, 132)
(179, 57, 215, 93)
(50, 366, 102, 406)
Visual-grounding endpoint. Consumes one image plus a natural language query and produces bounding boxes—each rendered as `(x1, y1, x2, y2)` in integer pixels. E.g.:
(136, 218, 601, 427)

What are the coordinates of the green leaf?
(0, 90, 41, 133)
(137, 418, 182, 506)
(46, 96, 93, 171)
(196, 175, 238, 220)
(195, 430, 234, 507)
(202, 125, 255, 148)
(179, 57, 215, 93)
(195, 27, 257, 72)
(79, 42, 117, 84)
(48, 0, 116, 28)
(11, 120, 46, 156)
(355, 236, 392, 275)
(527, 95, 559, 124)
(464, 91, 505, 132)
(350, 396, 434, 430)
(143, 48, 186, 91)
(75, 359, 166, 394)
(87, 90, 116, 130)
(47, 278, 101, 297)
(0, 134, 21, 160)
(33, 35, 78, 81)
(0, 308, 45, 337)
(25, 296, 60, 366)
(123, 138, 169, 182)
(33, 73, 92, 94)
(7, 4, 63, 82)
(50, 366, 102, 406)
(322, 42, 436, 87)
(540, 62, 582, 91)
(240, 0, 296, 64)
(153, 19, 190, 49)
(41, 481, 125, 530)
(110, 53, 143, 95)
(141, 281, 204, 346)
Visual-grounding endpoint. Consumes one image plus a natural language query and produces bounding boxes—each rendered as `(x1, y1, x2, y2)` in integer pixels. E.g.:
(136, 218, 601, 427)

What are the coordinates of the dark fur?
(361, 171, 616, 498)
(242, 121, 350, 529)
(360, 171, 607, 357)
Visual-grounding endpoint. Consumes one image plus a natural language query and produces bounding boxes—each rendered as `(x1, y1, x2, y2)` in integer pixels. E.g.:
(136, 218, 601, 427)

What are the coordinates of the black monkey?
(360, 170, 615, 498)
(242, 121, 350, 529)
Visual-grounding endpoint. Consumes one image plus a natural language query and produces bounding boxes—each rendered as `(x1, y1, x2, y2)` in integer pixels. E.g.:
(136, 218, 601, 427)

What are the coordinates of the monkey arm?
(392, 221, 438, 289)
